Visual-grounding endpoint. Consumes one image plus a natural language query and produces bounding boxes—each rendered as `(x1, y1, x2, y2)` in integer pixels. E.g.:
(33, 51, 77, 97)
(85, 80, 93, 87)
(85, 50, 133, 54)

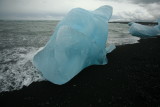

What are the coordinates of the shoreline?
(1, 36, 160, 106)
(109, 21, 158, 25)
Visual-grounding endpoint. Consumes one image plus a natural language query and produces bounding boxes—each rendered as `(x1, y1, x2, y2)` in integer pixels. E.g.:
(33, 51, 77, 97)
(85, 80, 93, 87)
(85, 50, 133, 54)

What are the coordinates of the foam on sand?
(0, 47, 44, 93)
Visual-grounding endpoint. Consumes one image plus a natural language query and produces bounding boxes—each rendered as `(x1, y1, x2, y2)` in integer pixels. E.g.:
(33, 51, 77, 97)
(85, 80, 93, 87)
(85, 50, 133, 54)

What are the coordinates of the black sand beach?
(1, 37, 160, 107)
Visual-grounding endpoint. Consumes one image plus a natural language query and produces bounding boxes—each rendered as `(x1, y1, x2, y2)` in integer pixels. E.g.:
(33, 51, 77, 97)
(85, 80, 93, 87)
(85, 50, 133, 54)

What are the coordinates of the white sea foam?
(0, 47, 45, 93)
(108, 23, 140, 45)
(107, 36, 140, 45)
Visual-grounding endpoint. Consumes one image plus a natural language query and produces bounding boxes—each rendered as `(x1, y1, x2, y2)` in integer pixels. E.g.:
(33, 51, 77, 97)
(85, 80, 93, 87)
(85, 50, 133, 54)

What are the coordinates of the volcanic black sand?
(1, 37, 160, 107)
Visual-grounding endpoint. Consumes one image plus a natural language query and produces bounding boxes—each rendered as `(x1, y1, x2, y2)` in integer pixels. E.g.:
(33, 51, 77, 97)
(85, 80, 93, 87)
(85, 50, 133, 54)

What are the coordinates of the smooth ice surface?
(128, 19, 160, 37)
(33, 5, 114, 85)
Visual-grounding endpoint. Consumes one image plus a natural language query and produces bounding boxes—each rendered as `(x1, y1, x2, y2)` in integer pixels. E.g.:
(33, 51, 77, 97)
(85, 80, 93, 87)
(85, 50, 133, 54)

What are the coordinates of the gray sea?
(0, 20, 140, 93)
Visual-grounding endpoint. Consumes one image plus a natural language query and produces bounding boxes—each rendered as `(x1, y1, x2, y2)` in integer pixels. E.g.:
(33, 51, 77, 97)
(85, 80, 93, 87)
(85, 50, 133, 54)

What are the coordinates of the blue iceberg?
(33, 5, 115, 85)
(128, 19, 160, 37)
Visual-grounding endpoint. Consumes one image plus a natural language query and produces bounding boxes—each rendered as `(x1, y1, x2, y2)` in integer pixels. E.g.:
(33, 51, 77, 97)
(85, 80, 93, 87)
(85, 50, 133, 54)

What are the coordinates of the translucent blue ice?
(33, 5, 115, 85)
(129, 19, 160, 37)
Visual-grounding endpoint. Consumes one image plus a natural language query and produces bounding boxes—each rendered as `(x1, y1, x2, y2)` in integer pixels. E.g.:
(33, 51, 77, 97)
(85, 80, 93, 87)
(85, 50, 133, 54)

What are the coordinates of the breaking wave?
(0, 47, 45, 93)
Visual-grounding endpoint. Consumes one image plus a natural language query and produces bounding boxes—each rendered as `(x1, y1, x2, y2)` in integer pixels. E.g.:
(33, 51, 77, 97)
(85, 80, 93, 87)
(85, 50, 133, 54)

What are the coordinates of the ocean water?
(0, 20, 140, 93)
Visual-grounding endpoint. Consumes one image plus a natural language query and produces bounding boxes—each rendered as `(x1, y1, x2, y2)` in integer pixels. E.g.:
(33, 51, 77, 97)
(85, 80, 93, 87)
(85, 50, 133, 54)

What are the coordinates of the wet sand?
(1, 37, 160, 106)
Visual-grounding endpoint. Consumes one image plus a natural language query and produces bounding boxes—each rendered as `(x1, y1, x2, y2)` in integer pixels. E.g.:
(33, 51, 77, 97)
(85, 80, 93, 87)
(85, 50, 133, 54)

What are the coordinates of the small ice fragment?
(128, 18, 160, 37)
